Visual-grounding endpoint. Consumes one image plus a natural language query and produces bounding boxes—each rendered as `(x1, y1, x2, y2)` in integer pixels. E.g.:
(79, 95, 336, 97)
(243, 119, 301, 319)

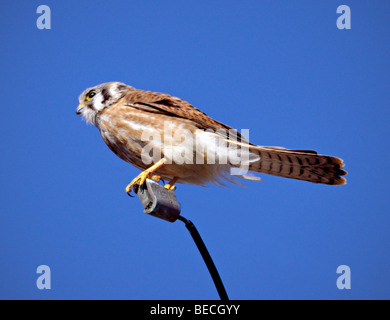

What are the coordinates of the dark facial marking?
(101, 88, 111, 104)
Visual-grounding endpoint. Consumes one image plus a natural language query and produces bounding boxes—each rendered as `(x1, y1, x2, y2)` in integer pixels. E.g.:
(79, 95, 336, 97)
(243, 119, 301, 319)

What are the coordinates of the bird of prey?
(76, 82, 346, 194)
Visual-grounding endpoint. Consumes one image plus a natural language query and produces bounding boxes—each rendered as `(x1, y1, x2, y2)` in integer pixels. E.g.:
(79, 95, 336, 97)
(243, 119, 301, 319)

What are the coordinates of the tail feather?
(248, 146, 347, 185)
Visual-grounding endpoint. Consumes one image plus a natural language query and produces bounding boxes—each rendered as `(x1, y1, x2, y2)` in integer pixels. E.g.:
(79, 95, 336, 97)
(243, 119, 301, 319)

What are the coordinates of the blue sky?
(1, 1, 389, 299)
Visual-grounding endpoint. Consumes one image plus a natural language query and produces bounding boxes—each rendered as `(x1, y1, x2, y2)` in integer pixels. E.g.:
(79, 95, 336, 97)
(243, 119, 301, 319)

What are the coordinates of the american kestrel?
(76, 82, 346, 194)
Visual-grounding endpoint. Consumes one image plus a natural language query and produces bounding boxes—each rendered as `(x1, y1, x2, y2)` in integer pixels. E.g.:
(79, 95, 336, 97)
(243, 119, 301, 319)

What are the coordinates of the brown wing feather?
(122, 88, 248, 143)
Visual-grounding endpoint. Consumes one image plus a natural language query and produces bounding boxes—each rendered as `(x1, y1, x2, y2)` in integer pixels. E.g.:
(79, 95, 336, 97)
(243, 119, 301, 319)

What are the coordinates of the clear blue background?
(1, 1, 389, 299)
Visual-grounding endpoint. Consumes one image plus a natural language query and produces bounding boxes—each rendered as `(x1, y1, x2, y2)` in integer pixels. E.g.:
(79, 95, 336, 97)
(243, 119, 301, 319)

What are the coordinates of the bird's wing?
(123, 88, 249, 143)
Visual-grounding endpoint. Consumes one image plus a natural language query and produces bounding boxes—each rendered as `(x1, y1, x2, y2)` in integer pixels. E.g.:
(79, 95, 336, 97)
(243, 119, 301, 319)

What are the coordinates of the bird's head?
(76, 82, 130, 125)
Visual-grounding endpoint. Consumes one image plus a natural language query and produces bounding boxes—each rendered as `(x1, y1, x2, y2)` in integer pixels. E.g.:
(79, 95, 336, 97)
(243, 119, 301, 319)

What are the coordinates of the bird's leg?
(164, 177, 179, 191)
(126, 158, 166, 194)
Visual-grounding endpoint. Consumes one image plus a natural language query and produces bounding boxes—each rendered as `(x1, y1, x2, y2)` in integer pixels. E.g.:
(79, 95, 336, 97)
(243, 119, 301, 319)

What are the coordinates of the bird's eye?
(86, 90, 97, 101)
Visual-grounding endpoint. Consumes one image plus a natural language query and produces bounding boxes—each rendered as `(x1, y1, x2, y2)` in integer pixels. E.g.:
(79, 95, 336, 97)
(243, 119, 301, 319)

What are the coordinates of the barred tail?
(248, 146, 347, 185)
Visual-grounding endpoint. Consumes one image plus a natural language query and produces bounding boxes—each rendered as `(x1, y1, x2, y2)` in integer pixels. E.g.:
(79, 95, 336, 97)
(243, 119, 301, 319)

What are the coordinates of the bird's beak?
(76, 103, 84, 115)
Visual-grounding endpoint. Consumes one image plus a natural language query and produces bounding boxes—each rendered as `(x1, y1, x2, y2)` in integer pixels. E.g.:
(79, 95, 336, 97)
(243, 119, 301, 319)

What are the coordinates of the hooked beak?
(76, 103, 84, 115)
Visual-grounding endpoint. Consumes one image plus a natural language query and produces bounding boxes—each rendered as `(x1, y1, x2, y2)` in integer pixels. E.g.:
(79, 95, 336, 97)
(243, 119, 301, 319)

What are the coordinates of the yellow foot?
(125, 171, 149, 194)
(164, 177, 178, 191)
(149, 175, 161, 183)
(125, 158, 166, 194)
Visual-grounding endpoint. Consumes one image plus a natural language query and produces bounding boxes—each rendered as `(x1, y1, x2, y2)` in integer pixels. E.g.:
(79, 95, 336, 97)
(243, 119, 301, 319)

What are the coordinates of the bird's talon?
(125, 171, 155, 195)
(127, 191, 135, 198)
(125, 159, 167, 196)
